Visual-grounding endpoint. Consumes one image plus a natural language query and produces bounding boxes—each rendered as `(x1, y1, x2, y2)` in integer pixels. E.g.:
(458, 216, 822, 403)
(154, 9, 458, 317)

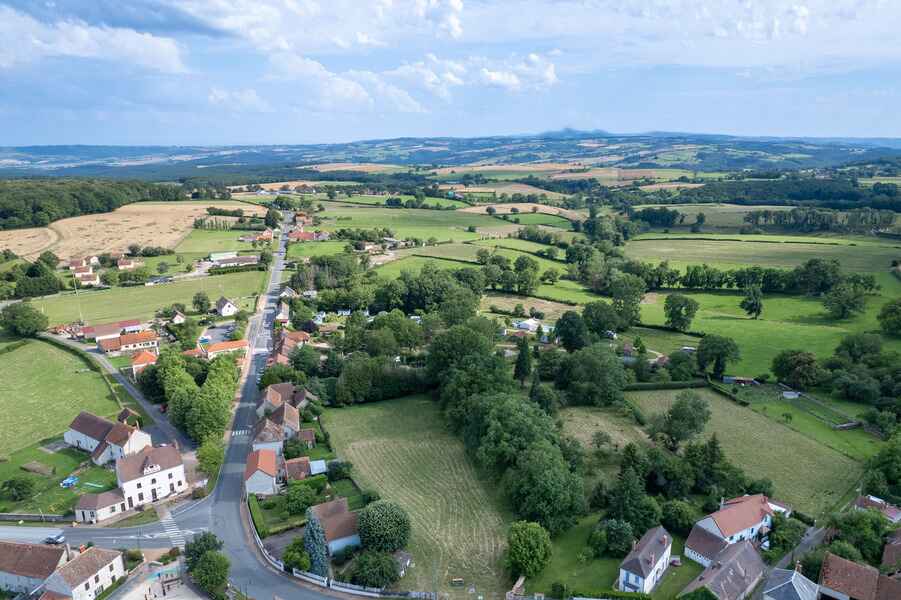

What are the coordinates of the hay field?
(318, 204, 497, 241)
(628, 388, 862, 516)
(440, 182, 566, 200)
(324, 396, 510, 597)
(0, 201, 265, 260)
(458, 202, 581, 220)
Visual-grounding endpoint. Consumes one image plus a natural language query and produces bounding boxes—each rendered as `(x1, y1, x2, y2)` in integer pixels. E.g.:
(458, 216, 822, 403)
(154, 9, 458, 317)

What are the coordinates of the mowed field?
(0, 339, 120, 456)
(286, 240, 348, 259)
(324, 396, 511, 596)
(175, 229, 260, 254)
(0, 201, 265, 260)
(631, 203, 795, 228)
(628, 389, 862, 516)
(318, 203, 501, 241)
(31, 270, 265, 325)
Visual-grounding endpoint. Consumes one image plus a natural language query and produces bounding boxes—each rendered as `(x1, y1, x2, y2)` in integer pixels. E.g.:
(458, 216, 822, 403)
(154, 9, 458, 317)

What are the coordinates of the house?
(256, 382, 314, 417)
(289, 230, 316, 242)
(116, 446, 186, 510)
(81, 320, 144, 342)
(280, 287, 299, 299)
(208, 251, 238, 262)
(275, 300, 290, 325)
(881, 529, 901, 575)
(618, 526, 672, 594)
(130, 350, 157, 378)
(170, 311, 187, 325)
(72, 266, 92, 275)
(298, 428, 316, 449)
(244, 449, 279, 496)
(269, 403, 300, 439)
(203, 339, 248, 360)
(853, 495, 901, 523)
(251, 419, 285, 456)
(818, 552, 901, 600)
(68, 258, 88, 270)
(268, 330, 311, 367)
(680, 541, 765, 600)
(762, 568, 818, 600)
(74, 273, 100, 287)
(285, 457, 311, 481)
(213, 255, 259, 269)
(512, 318, 541, 333)
(64, 411, 152, 466)
(0, 541, 67, 595)
(44, 547, 125, 600)
(318, 323, 340, 336)
(116, 258, 137, 271)
(215, 297, 239, 317)
(97, 331, 159, 356)
(310, 498, 361, 554)
(685, 494, 791, 567)
(74, 489, 126, 524)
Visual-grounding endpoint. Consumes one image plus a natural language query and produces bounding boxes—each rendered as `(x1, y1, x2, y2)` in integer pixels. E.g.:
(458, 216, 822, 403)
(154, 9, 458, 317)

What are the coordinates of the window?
(95, 575, 100, 583)
(137, 482, 142, 489)
(85, 583, 90, 591)
(151, 478, 156, 484)
(109, 565, 114, 572)
(168, 473, 173, 479)
(138, 493, 144, 501)
(110, 505, 116, 513)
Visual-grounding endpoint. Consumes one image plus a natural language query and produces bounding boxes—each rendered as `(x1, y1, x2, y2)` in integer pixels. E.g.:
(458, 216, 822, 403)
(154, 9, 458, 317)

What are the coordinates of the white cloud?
(208, 87, 271, 112)
(268, 53, 374, 112)
(0, 6, 185, 73)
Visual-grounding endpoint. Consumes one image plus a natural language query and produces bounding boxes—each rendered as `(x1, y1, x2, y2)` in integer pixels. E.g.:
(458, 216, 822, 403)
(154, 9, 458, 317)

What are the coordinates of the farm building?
(209, 251, 238, 262)
(216, 296, 239, 317)
(0, 541, 67, 595)
(64, 411, 151, 466)
(43, 547, 125, 600)
(618, 526, 672, 594)
(818, 552, 901, 600)
(213, 255, 259, 268)
(81, 320, 145, 341)
(310, 498, 360, 555)
(97, 331, 159, 356)
(512, 318, 542, 333)
(244, 449, 280, 496)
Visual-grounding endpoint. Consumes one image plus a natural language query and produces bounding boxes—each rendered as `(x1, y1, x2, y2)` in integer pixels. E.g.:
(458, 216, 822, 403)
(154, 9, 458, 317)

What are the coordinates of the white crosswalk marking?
(231, 428, 249, 437)
(161, 513, 186, 549)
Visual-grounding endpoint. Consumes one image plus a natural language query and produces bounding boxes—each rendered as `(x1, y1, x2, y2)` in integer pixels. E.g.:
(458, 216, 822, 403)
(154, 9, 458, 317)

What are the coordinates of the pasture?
(309, 162, 407, 173)
(439, 182, 566, 200)
(631, 203, 794, 229)
(32, 270, 265, 325)
(318, 204, 498, 242)
(504, 213, 572, 228)
(628, 388, 862, 516)
(458, 203, 582, 221)
(175, 229, 260, 254)
(286, 240, 349, 259)
(0, 339, 120, 456)
(326, 194, 468, 209)
(324, 395, 510, 596)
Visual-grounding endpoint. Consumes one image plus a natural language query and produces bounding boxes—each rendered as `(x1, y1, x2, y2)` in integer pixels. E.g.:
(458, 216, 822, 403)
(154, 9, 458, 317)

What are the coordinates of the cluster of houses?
(62, 410, 187, 523)
(67, 256, 100, 287)
(616, 493, 901, 600)
(0, 542, 126, 600)
(238, 228, 274, 244)
(287, 212, 330, 242)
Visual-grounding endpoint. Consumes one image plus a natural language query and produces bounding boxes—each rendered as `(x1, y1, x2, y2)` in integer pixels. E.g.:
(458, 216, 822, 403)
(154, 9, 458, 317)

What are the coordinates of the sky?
(2, 0, 901, 145)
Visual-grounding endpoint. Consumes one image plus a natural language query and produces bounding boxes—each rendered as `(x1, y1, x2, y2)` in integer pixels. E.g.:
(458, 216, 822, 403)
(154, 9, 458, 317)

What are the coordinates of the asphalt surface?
(6, 217, 336, 600)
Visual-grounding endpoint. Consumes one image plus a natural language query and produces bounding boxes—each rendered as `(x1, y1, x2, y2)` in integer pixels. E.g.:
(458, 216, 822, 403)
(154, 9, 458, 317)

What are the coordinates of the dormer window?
(142, 464, 161, 475)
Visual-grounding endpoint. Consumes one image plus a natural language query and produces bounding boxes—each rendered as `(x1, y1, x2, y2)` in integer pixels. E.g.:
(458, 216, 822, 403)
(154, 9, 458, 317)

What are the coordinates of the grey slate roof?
(763, 569, 819, 600)
(620, 526, 671, 578)
(680, 541, 766, 600)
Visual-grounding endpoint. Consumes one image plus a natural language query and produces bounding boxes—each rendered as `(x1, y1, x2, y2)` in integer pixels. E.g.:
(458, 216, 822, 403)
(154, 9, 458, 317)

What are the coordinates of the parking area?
(199, 321, 236, 345)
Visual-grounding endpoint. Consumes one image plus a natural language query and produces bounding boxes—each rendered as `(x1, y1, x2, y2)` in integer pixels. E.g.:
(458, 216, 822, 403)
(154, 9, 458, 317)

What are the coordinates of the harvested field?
(481, 292, 574, 322)
(432, 162, 580, 176)
(439, 183, 566, 199)
(628, 388, 862, 516)
(0, 201, 265, 260)
(638, 182, 705, 191)
(324, 396, 510, 597)
(458, 202, 581, 220)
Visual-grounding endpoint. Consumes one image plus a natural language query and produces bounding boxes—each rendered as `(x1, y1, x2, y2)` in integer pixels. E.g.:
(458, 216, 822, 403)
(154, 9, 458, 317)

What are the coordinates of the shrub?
(350, 551, 400, 588)
(248, 495, 269, 538)
(505, 521, 552, 577)
(327, 460, 353, 482)
(358, 501, 411, 552)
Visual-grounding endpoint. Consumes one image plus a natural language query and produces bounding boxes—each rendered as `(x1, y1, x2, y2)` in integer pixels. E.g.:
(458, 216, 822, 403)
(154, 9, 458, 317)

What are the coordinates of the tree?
(185, 532, 224, 572)
(196, 436, 224, 479)
(350, 551, 400, 588)
(801, 541, 863, 582)
(556, 344, 627, 407)
(505, 521, 552, 577)
(661, 499, 695, 536)
(582, 301, 620, 335)
(289, 344, 321, 376)
(589, 519, 634, 558)
(555, 311, 590, 352)
(0, 476, 34, 501)
(647, 391, 711, 451)
(358, 501, 411, 553)
(540, 268, 559, 285)
(192, 551, 229, 595)
(438, 287, 479, 326)
(285, 481, 317, 515)
(609, 467, 661, 533)
(304, 510, 330, 576)
(282, 537, 311, 572)
(101, 270, 119, 286)
(507, 440, 586, 534)
(664, 294, 700, 331)
(739, 285, 764, 319)
(835, 332, 882, 362)
(514, 336, 532, 386)
(37, 250, 59, 268)
(609, 273, 646, 327)
(696, 335, 740, 379)
(878, 298, 901, 336)
(771, 350, 823, 389)
(823, 283, 866, 319)
(192, 291, 211, 314)
(259, 363, 303, 389)
(0, 303, 48, 337)
(157, 262, 169, 274)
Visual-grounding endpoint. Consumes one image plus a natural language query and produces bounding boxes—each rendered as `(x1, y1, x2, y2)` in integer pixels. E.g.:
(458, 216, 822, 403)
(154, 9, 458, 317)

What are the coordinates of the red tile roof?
(820, 552, 879, 600)
(285, 457, 311, 481)
(710, 494, 784, 538)
(244, 449, 278, 480)
(205, 339, 248, 354)
(131, 350, 158, 366)
(311, 498, 358, 542)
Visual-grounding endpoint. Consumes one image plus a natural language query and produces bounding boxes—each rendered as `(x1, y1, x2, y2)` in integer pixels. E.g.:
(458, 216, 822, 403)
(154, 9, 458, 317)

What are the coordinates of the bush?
(327, 460, 353, 482)
(248, 495, 269, 538)
(358, 501, 411, 552)
(362, 489, 381, 504)
(792, 511, 816, 526)
(350, 551, 400, 588)
(191, 487, 208, 499)
(331, 545, 359, 566)
(126, 549, 144, 562)
(505, 521, 552, 577)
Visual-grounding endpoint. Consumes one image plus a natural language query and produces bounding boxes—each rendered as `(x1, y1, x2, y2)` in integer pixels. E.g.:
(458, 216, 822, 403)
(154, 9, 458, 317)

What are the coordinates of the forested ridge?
(0, 178, 185, 230)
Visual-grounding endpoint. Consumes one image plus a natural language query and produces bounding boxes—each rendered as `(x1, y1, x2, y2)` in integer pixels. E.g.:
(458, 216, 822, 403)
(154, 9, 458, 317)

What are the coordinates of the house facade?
(74, 490, 127, 524)
(44, 548, 125, 600)
(244, 449, 280, 496)
(116, 446, 187, 510)
(618, 526, 671, 594)
(64, 411, 152, 466)
(0, 542, 67, 594)
(216, 297, 239, 317)
(130, 351, 157, 378)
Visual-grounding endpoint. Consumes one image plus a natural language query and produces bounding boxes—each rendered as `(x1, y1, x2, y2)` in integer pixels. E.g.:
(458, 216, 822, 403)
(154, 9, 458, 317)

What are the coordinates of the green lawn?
(324, 396, 512, 596)
(526, 516, 619, 594)
(374, 256, 468, 279)
(286, 240, 348, 259)
(32, 271, 266, 325)
(650, 538, 704, 600)
(628, 388, 863, 517)
(0, 340, 121, 456)
(175, 230, 260, 254)
(319, 203, 498, 242)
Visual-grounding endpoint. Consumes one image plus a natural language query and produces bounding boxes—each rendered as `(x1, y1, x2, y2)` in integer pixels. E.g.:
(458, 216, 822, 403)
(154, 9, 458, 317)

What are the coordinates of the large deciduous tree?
(739, 285, 764, 319)
(696, 335, 740, 379)
(664, 293, 700, 331)
(358, 501, 411, 553)
(554, 311, 590, 352)
(878, 298, 901, 336)
(647, 391, 711, 451)
(505, 521, 552, 577)
(0, 302, 48, 337)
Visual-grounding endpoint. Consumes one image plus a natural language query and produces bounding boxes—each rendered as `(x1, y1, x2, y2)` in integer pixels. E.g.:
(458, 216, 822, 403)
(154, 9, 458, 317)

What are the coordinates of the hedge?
(793, 510, 815, 526)
(623, 380, 708, 391)
(708, 381, 751, 406)
(0, 339, 28, 357)
(248, 495, 270, 538)
(208, 265, 267, 276)
(623, 399, 647, 426)
(569, 589, 650, 600)
(633, 323, 706, 338)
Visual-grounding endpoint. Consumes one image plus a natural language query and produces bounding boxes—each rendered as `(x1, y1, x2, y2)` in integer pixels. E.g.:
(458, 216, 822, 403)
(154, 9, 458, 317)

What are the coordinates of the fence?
(0, 513, 68, 522)
(245, 497, 436, 599)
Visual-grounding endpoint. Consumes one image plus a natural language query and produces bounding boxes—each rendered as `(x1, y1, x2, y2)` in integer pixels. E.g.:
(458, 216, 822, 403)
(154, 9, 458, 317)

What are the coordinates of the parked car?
(44, 533, 65, 545)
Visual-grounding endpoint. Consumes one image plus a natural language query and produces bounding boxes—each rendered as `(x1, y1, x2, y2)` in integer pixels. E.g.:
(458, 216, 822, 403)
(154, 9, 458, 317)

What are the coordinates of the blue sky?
(2, 0, 900, 145)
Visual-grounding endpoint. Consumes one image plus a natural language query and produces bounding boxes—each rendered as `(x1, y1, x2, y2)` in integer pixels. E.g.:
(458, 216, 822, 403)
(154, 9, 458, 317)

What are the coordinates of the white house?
(74, 489, 127, 524)
(275, 300, 290, 325)
(244, 449, 279, 496)
(618, 526, 671, 594)
(512, 318, 541, 333)
(130, 351, 157, 379)
(280, 287, 298, 299)
(116, 446, 187, 510)
(0, 541, 67, 595)
(44, 548, 125, 600)
(216, 297, 239, 317)
(64, 412, 152, 466)
(686, 494, 791, 567)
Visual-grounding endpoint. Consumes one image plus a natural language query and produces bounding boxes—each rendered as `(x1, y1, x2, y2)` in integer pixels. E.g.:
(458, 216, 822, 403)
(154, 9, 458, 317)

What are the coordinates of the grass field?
(631, 204, 794, 229)
(503, 213, 572, 228)
(472, 238, 561, 254)
(318, 203, 498, 242)
(625, 237, 900, 272)
(324, 396, 511, 596)
(628, 388, 862, 516)
(0, 340, 121, 456)
(328, 194, 469, 209)
(286, 240, 348, 259)
(32, 270, 266, 325)
(175, 229, 259, 254)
